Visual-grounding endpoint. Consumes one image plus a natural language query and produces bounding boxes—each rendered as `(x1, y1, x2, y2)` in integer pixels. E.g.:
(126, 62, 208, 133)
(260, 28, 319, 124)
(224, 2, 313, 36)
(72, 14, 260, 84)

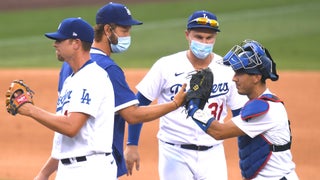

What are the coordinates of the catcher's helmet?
(223, 39, 279, 81)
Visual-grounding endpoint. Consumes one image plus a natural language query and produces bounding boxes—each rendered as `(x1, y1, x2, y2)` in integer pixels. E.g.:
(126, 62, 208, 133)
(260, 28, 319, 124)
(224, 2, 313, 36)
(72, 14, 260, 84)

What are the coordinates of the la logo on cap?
(124, 6, 131, 16)
(202, 13, 209, 18)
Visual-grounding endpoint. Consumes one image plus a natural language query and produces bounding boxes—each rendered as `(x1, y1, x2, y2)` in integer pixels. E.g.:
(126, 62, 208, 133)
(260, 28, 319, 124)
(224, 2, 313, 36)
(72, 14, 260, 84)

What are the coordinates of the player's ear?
(185, 29, 192, 43)
(252, 74, 263, 84)
(103, 24, 112, 35)
(105, 24, 118, 36)
(185, 29, 190, 38)
(72, 39, 82, 49)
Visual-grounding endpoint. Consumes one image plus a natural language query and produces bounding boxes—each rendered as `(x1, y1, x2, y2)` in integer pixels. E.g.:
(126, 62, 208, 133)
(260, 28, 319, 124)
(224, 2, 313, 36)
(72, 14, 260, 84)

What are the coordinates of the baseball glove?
(185, 67, 213, 112)
(5, 80, 34, 115)
(185, 68, 215, 132)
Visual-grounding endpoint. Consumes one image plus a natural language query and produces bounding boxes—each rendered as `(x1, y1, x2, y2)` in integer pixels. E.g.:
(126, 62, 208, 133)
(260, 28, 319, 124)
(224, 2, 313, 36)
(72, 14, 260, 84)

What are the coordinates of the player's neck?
(92, 41, 111, 56)
(68, 52, 91, 74)
(187, 50, 213, 70)
(248, 84, 267, 100)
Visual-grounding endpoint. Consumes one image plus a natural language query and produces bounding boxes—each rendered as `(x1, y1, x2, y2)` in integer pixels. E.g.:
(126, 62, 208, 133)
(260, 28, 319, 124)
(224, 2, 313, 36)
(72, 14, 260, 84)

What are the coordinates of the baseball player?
(58, 3, 144, 177)
(189, 39, 299, 179)
(34, 3, 186, 180)
(14, 18, 117, 179)
(135, 10, 248, 179)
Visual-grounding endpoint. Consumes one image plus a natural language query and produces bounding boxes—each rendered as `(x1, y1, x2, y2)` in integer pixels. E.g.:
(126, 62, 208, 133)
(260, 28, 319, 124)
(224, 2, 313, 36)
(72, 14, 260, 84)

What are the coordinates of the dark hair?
(94, 23, 117, 42)
(94, 24, 105, 42)
(82, 41, 92, 51)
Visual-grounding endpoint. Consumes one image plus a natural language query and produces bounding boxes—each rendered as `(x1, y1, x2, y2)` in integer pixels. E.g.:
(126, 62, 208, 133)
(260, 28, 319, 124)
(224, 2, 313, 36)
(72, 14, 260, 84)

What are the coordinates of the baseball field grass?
(0, 0, 319, 70)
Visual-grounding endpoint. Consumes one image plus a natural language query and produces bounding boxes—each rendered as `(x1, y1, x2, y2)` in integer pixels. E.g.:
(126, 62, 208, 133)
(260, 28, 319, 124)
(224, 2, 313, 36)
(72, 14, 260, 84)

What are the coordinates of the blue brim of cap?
(45, 32, 69, 40)
(117, 19, 143, 26)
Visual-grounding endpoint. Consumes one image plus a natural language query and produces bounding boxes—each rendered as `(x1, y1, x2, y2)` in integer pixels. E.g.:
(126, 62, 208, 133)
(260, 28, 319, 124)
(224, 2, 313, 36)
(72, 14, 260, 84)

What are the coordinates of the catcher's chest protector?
(238, 94, 291, 179)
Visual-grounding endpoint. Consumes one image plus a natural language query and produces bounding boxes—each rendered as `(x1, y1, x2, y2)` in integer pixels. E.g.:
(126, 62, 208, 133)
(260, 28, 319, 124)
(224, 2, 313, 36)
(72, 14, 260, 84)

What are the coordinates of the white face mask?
(111, 35, 131, 53)
(190, 40, 214, 59)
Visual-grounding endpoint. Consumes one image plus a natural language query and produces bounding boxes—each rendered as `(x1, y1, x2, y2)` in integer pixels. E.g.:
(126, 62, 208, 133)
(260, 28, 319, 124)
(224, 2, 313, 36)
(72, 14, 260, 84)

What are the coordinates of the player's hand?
(172, 83, 187, 108)
(17, 102, 33, 116)
(124, 145, 140, 176)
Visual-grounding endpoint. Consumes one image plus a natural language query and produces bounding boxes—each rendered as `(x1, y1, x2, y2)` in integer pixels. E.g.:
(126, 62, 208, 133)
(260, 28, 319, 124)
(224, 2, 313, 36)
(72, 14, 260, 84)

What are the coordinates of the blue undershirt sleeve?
(231, 108, 242, 117)
(127, 92, 152, 146)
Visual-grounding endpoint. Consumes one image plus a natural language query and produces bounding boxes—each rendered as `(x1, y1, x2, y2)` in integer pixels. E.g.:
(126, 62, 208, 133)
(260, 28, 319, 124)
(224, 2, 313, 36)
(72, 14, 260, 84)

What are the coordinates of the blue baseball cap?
(96, 2, 143, 26)
(187, 10, 220, 32)
(45, 17, 94, 43)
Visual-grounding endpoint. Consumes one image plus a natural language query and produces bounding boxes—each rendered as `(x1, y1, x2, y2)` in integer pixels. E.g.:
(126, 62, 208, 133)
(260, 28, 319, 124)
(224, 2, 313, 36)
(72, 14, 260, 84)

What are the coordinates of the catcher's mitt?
(185, 67, 213, 111)
(5, 80, 34, 115)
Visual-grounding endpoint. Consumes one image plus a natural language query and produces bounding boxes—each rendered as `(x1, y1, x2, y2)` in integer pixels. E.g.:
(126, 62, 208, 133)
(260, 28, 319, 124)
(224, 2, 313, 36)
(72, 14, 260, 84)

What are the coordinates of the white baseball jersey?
(137, 51, 248, 179)
(52, 61, 115, 159)
(232, 89, 298, 179)
(137, 51, 248, 146)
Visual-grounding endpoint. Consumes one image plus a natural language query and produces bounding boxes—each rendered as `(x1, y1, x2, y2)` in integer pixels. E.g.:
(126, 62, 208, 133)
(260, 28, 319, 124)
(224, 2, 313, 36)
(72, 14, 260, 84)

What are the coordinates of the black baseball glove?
(185, 67, 213, 111)
(185, 68, 215, 131)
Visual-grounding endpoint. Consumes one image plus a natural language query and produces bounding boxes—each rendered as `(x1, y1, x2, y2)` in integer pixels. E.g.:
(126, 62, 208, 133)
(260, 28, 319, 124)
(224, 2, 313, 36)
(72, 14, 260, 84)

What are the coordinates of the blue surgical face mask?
(111, 34, 131, 53)
(190, 40, 214, 59)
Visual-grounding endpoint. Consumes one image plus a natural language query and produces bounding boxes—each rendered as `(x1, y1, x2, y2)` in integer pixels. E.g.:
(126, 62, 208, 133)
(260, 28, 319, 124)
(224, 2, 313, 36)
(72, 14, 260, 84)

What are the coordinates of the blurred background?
(0, 0, 319, 70)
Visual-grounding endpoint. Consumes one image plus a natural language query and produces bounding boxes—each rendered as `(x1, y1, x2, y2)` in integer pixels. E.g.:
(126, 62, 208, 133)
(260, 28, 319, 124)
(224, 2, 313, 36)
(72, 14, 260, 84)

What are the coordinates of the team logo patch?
(81, 89, 91, 104)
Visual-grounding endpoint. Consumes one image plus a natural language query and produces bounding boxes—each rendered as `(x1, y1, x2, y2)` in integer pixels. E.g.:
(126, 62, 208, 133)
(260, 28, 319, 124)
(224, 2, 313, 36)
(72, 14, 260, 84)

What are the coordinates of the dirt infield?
(0, 69, 319, 180)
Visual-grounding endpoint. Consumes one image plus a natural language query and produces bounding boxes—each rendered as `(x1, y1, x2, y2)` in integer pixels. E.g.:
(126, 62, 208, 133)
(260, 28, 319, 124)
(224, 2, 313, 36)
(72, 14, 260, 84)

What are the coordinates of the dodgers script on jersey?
(52, 61, 115, 159)
(136, 50, 248, 146)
